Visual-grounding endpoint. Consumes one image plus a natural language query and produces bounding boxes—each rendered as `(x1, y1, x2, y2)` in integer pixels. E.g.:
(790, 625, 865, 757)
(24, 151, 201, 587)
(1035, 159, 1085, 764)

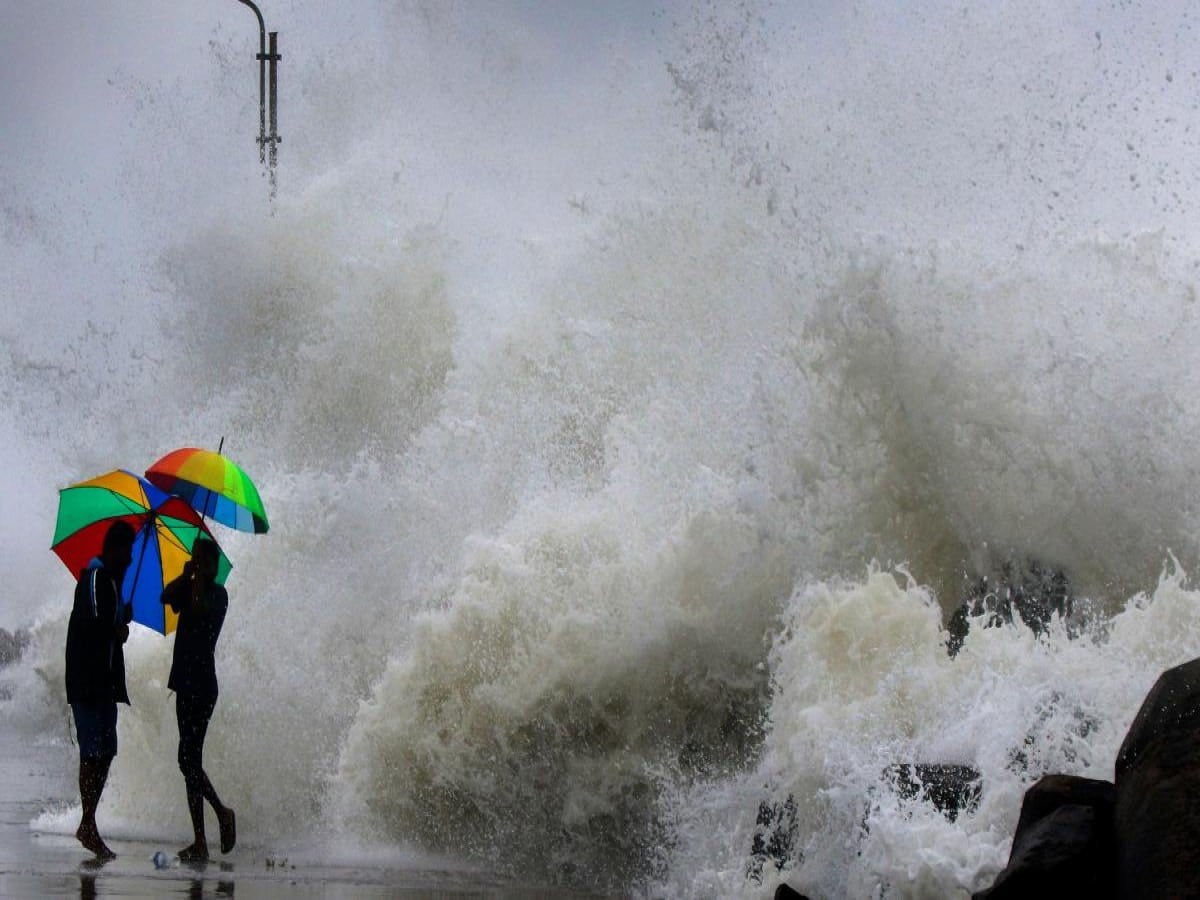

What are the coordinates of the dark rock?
(1114, 656, 1200, 780)
(774, 884, 811, 900)
(972, 774, 1116, 899)
(880, 763, 982, 822)
(1113, 657, 1200, 900)
(946, 560, 1071, 656)
(747, 794, 797, 884)
(1010, 774, 1114, 839)
(976, 658, 1200, 898)
(973, 803, 1116, 899)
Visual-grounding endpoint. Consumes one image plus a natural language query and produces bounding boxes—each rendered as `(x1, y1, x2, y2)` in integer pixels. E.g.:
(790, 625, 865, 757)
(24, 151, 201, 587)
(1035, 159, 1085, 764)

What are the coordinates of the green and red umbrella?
(51, 469, 232, 635)
(146, 447, 269, 534)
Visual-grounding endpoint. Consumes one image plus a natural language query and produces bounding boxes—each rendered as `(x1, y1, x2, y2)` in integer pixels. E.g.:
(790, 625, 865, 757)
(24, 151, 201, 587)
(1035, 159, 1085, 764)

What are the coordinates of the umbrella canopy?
(52, 469, 232, 635)
(145, 447, 269, 534)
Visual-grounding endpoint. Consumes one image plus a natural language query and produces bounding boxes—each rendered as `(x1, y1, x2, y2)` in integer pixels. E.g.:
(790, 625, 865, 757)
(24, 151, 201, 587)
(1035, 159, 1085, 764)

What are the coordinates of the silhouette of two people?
(64, 523, 236, 862)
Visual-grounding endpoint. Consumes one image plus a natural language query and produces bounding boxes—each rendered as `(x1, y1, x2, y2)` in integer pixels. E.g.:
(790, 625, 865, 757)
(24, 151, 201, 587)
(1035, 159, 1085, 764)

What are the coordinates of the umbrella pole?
(199, 437, 227, 527)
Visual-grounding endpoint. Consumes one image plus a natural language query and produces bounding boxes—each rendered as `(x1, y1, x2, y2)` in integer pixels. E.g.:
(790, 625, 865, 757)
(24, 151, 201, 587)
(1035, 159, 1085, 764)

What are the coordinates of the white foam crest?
(332, 471, 786, 889)
(657, 564, 1200, 898)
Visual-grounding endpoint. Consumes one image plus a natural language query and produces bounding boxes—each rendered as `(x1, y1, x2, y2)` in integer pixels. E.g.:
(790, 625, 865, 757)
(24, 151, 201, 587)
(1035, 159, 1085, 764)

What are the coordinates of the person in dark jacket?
(161, 537, 235, 861)
(65, 519, 135, 859)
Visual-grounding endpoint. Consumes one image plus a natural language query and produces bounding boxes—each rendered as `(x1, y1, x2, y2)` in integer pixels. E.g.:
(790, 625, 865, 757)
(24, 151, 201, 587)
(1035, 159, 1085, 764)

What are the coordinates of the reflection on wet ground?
(79, 866, 235, 898)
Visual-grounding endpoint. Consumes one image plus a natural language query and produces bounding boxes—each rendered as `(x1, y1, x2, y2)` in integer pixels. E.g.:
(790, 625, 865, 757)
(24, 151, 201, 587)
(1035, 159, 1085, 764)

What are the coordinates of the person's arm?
(77, 567, 128, 663)
(161, 572, 191, 613)
(119, 596, 133, 624)
(70, 573, 108, 697)
(92, 572, 130, 646)
(72, 572, 106, 654)
(115, 594, 132, 643)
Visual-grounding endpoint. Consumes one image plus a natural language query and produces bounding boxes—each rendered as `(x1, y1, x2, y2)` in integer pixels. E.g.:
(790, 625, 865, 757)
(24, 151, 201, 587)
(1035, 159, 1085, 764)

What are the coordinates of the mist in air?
(4, 2, 1200, 896)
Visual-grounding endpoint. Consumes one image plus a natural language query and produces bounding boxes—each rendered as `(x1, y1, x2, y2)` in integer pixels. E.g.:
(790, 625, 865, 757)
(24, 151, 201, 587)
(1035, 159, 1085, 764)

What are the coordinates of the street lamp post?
(236, 0, 280, 196)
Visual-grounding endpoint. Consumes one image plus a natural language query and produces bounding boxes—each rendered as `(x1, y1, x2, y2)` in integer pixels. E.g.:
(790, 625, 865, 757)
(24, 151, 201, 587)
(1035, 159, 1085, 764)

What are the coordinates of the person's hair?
(102, 520, 136, 553)
(192, 538, 220, 565)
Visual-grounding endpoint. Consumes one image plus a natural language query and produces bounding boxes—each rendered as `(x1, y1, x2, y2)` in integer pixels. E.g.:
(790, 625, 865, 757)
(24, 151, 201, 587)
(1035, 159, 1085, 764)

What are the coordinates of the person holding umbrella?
(145, 443, 265, 860)
(64, 520, 136, 860)
(53, 453, 259, 861)
(161, 537, 236, 861)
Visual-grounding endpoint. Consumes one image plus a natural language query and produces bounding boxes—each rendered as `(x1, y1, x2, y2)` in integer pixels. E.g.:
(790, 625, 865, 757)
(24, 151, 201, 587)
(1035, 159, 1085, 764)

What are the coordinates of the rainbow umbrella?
(145, 447, 269, 534)
(52, 470, 232, 635)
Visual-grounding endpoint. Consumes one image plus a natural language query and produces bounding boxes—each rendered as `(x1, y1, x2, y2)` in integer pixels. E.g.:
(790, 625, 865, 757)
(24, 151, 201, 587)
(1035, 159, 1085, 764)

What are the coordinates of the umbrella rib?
(108, 491, 151, 517)
(158, 518, 199, 555)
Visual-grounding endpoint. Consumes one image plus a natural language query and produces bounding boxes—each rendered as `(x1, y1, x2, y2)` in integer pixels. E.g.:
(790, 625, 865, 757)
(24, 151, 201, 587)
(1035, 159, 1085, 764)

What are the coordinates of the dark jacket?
(65, 557, 132, 705)
(162, 576, 228, 700)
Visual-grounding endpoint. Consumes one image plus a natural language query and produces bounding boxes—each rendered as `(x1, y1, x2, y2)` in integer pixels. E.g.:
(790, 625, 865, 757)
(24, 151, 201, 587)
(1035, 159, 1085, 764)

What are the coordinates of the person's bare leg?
(196, 770, 235, 853)
(196, 768, 221, 812)
(183, 768, 235, 854)
(76, 758, 115, 859)
(177, 773, 208, 862)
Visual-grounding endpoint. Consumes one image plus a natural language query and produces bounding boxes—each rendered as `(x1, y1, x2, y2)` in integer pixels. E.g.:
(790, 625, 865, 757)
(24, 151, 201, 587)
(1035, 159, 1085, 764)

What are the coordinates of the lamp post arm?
(236, 0, 266, 51)
(236, 0, 267, 163)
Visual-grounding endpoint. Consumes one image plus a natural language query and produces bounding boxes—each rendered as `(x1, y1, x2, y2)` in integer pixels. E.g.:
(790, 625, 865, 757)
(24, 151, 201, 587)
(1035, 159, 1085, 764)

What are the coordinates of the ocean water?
(4, 2, 1200, 897)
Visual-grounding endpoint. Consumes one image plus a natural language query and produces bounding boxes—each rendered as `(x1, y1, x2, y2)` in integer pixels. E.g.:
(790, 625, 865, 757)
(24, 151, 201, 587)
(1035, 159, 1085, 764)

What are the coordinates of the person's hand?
(115, 623, 129, 644)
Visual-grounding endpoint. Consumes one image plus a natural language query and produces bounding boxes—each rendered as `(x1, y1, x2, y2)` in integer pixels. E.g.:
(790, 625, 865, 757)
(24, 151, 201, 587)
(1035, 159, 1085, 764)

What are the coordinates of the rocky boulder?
(973, 774, 1116, 900)
(1113, 657, 1200, 900)
(976, 656, 1200, 899)
(946, 559, 1071, 656)
(879, 763, 982, 822)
